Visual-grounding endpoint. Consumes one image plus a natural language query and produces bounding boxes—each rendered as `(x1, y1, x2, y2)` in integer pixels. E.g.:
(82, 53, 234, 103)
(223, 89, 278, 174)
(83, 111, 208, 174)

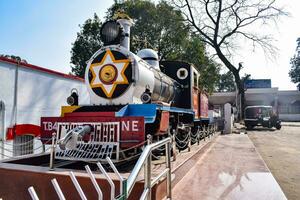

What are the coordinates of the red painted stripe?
(6, 124, 41, 140)
(64, 112, 115, 117)
(0, 57, 83, 82)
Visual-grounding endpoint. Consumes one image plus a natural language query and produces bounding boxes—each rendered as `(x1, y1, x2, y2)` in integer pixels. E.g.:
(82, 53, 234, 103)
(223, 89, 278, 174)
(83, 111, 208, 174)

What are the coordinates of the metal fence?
(29, 157, 123, 200)
(0, 136, 50, 160)
(28, 137, 172, 200)
(27, 124, 218, 200)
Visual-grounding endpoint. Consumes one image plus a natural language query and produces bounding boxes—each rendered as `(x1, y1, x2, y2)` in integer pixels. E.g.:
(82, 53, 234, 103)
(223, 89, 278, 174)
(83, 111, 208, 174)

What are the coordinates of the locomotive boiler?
(40, 14, 210, 163)
(85, 45, 179, 105)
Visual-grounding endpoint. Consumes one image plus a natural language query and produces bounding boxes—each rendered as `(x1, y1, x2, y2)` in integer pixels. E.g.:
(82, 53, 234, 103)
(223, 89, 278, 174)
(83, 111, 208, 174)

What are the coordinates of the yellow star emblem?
(89, 50, 130, 98)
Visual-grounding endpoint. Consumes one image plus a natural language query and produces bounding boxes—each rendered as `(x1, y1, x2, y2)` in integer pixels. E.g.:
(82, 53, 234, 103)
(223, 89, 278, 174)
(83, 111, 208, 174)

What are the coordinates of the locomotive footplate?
(55, 122, 120, 161)
(41, 116, 145, 162)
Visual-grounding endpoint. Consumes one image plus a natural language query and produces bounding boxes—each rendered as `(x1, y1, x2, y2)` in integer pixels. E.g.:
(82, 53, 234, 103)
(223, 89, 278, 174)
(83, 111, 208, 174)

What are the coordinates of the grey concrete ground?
(281, 121, 300, 127)
(248, 126, 300, 200)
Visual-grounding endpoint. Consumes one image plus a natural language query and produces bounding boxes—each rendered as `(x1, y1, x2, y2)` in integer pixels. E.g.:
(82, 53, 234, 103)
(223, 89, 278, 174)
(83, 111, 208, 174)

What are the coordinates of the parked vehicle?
(244, 106, 281, 130)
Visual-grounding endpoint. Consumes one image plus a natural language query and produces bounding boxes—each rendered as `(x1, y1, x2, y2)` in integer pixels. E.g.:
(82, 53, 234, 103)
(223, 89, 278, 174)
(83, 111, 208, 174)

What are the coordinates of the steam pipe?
(117, 18, 133, 51)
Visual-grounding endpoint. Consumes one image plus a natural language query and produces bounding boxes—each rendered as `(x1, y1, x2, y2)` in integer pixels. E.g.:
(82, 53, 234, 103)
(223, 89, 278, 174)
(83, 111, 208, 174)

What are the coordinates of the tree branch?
(184, 0, 215, 46)
(204, 0, 216, 24)
(214, 0, 222, 43)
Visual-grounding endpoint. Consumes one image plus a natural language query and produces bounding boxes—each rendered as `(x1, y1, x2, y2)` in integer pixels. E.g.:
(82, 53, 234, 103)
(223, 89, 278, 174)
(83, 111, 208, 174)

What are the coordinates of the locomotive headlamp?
(141, 87, 152, 104)
(67, 89, 79, 106)
(100, 20, 125, 45)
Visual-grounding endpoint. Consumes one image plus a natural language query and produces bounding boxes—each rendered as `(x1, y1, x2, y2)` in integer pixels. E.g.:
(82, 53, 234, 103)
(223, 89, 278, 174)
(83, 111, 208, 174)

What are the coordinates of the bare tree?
(173, 0, 287, 119)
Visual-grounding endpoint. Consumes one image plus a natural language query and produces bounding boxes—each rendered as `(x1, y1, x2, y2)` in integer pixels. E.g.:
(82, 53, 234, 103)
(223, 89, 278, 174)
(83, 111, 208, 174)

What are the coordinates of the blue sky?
(0, 0, 113, 73)
(0, 0, 299, 90)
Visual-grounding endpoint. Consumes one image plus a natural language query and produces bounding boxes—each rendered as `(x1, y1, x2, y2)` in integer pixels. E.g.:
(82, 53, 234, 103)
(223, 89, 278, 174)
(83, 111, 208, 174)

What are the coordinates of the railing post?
(188, 127, 191, 152)
(197, 126, 200, 145)
(28, 186, 39, 200)
(126, 137, 171, 199)
(1, 140, 4, 159)
(171, 130, 176, 161)
(165, 142, 172, 199)
(121, 179, 127, 200)
(49, 132, 56, 170)
(106, 157, 124, 197)
(69, 171, 87, 200)
(203, 126, 206, 141)
(85, 165, 103, 200)
(51, 178, 66, 200)
(97, 162, 115, 200)
(145, 134, 152, 200)
(42, 143, 45, 153)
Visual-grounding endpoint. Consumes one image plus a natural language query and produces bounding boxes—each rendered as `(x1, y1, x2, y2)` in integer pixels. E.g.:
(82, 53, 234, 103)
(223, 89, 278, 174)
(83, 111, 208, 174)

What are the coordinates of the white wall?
(208, 109, 221, 123)
(0, 62, 15, 139)
(0, 61, 90, 139)
(279, 114, 300, 122)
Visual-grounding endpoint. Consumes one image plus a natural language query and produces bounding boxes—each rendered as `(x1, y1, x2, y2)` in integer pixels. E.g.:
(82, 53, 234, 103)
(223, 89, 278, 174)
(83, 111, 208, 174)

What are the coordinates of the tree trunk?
(232, 72, 245, 120)
(215, 46, 245, 120)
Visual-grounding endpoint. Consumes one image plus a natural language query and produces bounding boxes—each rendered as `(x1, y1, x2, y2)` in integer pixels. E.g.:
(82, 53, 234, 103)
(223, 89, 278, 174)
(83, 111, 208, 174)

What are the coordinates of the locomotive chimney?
(117, 18, 133, 51)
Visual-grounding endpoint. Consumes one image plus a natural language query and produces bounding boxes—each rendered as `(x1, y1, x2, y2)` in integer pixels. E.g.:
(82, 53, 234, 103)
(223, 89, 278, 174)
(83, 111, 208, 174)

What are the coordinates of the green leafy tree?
(108, 0, 220, 92)
(107, 0, 189, 60)
(216, 72, 251, 92)
(289, 38, 300, 89)
(179, 35, 220, 93)
(70, 0, 220, 93)
(70, 14, 102, 77)
(216, 71, 235, 92)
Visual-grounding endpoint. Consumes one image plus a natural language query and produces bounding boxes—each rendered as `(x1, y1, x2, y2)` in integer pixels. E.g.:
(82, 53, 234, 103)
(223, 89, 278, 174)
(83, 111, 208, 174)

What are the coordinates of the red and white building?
(0, 57, 90, 141)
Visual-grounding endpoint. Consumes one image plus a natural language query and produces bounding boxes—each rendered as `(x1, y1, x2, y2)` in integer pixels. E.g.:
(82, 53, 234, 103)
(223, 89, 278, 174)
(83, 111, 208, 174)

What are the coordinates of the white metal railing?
(28, 124, 218, 200)
(28, 137, 172, 200)
(28, 157, 124, 200)
(0, 137, 50, 160)
(126, 136, 172, 200)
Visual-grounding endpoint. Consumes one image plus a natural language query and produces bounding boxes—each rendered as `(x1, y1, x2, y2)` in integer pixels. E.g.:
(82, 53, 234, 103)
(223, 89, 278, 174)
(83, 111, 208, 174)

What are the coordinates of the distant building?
(0, 57, 90, 140)
(244, 79, 271, 89)
(209, 88, 300, 122)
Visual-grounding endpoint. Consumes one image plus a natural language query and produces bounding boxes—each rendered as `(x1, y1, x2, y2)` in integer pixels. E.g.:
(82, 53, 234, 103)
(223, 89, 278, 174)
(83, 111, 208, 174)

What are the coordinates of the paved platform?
(172, 134, 287, 200)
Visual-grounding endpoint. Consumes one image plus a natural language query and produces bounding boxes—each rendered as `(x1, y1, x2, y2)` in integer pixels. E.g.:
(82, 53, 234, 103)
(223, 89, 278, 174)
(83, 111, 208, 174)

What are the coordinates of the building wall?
(0, 62, 15, 139)
(209, 88, 300, 122)
(0, 61, 90, 140)
(278, 114, 300, 122)
(277, 91, 300, 121)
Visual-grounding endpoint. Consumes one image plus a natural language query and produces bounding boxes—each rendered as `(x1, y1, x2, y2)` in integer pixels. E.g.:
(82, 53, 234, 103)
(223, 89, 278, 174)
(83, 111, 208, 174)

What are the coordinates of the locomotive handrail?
(126, 136, 172, 200)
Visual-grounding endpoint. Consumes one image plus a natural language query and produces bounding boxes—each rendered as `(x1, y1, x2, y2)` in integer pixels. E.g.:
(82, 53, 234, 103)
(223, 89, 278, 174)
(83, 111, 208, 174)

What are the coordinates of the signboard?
(41, 116, 145, 148)
(244, 79, 271, 89)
